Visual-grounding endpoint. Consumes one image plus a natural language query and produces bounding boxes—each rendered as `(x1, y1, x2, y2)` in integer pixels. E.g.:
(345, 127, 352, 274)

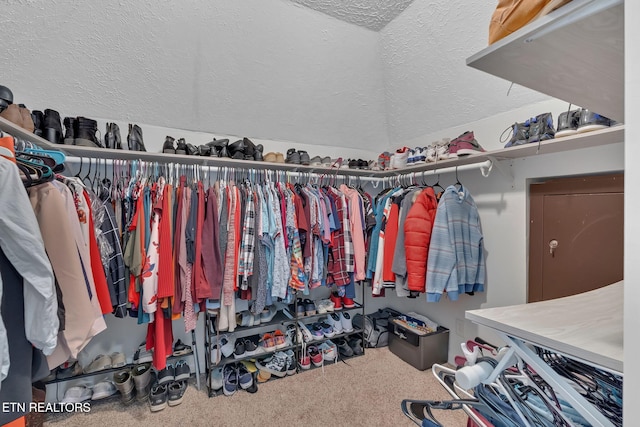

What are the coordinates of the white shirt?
(0, 158, 59, 388)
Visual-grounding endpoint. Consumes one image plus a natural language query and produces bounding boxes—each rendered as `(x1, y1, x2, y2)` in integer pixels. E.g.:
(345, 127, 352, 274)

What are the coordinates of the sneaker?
(255, 352, 288, 378)
(436, 138, 451, 160)
(162, 136, 176, 154)
(132, 363, 152, 401)
(223, 365, 238, 396)
(330, 292, 343, 310)
(174, 360, 191, 381)
(57, 361, 82, 379)
(295, 299, 306, 318)
(110, 352, 126, 368)
(234, 340, 246, 359)
(61, 385, 92, 403)
(172, 339, 192, 357)
(273, 330, 287, 349)
(316, 299, 334, 314)
(319, 321, 335, 338)
(260, 305, 277, 323)
(299, 150, 311, 165)
(209, 367, 224, 391)
(390, 147, 409, 169)
(342, 296, 355, 308)
(577, 108, 612, 133)
(84, 354, 112, 374)
(243, 337, 259, 356)
(309, 155, 323, 166)
(256, 369, 271, 383)
(348, 337, 364, 355)
(297, 321, 314, 343)
(413, 147, 426, 164)
(321, 156, 332, 167)
(91, 380, 117, 400)
(336, 338, 354, 358)
(113, 369, 135, 404)
(149, 383, 168, 412)
(407, 148, 417, 165)
(340, 312, 354, 333)
(259, 333, 277, 352)
(285, 148, 301, 164)
(303, 299, 317, 316)
(211, 334, 235, 362)
(299, 343, 311, 370)
(308, 345, 323, 367)
(454, 131, 485, 156)
(309, 323, 325, 341)
(326, 313, 343, 335)
(237, 364, 253, 389)
(556, 108, 581, 138)
(133, 342, 153, 364)
(175, 138, 187, 155)
(167, 380, 187, 406)
(285, 324, 300, 346)
(283, 349, 297, 375)
(504, 121, 530, 148)
(319, 340, 337, 362)
(157, 363, 175, 385)
(527, 113, 555, 143)
(425, 143, 437, 162)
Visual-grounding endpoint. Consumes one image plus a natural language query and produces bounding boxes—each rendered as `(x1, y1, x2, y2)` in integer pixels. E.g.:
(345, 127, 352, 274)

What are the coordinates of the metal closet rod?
(62, 156, 493, 183)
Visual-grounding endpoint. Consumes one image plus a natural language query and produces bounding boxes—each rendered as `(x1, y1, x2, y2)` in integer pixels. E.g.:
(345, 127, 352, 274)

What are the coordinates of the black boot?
(186, 143, 199, 156)
(175, 138, 187, 155)
(254, 143, 264, 161)
(207, 138, 229, 158)
(228, 139, 246, 160)
(198, 145, 212, 156)
(75, 117, 103, 148)
(43, 109, 63, 144)
(243, 138, 256, 161)
(127, 124, 146, 152)
(31, 111, 44, 137)
(105, 123, 122, 149)
(63, 117, 76, 145)
(162, 136, 176, 154)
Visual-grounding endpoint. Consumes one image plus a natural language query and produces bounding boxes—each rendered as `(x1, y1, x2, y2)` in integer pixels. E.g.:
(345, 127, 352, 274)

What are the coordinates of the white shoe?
(436, 138, 451, 161)
(209, 367, 224, 390)
(298, 321, 314, 343)
(391, 148, 409, 169)
(340, 312, 353, 333)
(327, 313, 343, 335)
(426, 142, 438, 162)
(91, 381, 117, 400)
(319, 340, 338, 362)
(413, 147, 426, 164)
(61, 385, 92, 403)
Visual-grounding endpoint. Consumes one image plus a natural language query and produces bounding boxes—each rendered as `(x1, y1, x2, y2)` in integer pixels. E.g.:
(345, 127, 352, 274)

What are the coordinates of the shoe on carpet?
(319, 340, 337, 362)
(167, 380, 187, 407)
(256, 369, 271, 383)
(149, 383, 168, 412)
(132, 363, 152, 401)
(91, 380, 117, 400)
(237, 364, 253, 390)
(283, 349, 297, 376)
(348, 337, 364, 355)
(223, 365, 238, 396)
(336, 338, 354, 358)
(113, 369, 135, 404)
(209, 367, 224, 391)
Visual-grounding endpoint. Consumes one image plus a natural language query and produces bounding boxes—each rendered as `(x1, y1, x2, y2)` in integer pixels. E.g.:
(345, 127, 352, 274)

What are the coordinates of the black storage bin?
(388, 319, 449, 371)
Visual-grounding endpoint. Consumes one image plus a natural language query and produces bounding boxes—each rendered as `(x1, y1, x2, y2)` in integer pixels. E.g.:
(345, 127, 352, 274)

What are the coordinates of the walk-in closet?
(0, 0, 635, 426)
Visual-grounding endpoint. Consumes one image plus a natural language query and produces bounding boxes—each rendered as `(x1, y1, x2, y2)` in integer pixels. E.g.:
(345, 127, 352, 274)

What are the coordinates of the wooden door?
(528, 174, 623, 302)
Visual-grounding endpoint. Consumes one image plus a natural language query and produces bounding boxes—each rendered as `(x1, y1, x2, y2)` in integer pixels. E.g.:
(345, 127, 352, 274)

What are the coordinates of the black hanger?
(454, 166, 462, 189)
(75, 157, 83, 178)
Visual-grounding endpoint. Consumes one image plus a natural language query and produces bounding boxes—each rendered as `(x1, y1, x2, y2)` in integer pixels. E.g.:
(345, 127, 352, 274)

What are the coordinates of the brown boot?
(0, 104, 23, 128)
(19, 105, 35, 133)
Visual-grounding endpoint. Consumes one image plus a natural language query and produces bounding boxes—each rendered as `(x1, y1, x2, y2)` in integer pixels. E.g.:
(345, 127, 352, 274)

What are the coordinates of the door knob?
(549, 239, 559, 257)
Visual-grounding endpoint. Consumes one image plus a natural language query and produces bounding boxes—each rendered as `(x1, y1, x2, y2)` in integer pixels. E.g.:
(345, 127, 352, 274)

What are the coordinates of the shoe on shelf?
(283, 349, 297, 375)
(309, 323, 325, 341)
(297, 321, 314, 343)
(211, 334, 236, 362)
(113, 369, 135, 404)
(425, 142, 437, 162)
(330, 292, 342, 310)
(84, 354, 112, 374)
(228, 139, 246, 159)
(209, 367, 224, 391)
(342, 296, 355, 308)
(31, 110, 44, 137)
(132, 362, 152, 401)
(173, 339, 192, 357)
(436, 138, 451, 160)
(340, 312, 354, 333)
(286, 148, 301, 164)
(321, 156, 332, 167)
(174, 360, 190, 381)
(167, 380, 187, 406)
(348, 337, 364, 355)
(319, 321, 335, 338)
(105, 122, 122, 149)
(503, 121, 530, 148)
(243, 337, 259, 356)
(336, 338, 354, 357)
(234, 340, 246, 359)
(406, 148, 417, 165)
(162, 136, 176, 154)
(527, 113, 555, 144)
(319, 340, 338, 362)
(61, 385, 92, 403)
(390, 147, 409, 169)
(577, 108, 612, 133)
(149, 383, 168, 412)
(303, 299, 317, 316)
(174, 138, 187, 155)
(42, 109, 63, 144)
(299, 345, 311, 370)
(309, 155, 323, 166)
(127, 123, 146, 152)
(285, 324, 301, 346)
(556, 108, 581, 138)
(264, 152, 277, 162)
(91, 380, 117, 400)
(110, 352, 127, 368)
(308, 345, 323, 367)
(56, 361, 82, 379)
(223, 365, 239, 396)
(133, 342, 153, 364)
(299, 150, 311, 165)
(327, 313, 343, 335)
(413, 147, 427, 164)
(255, 352, 288, 378)
(273, 330, 287, 349)
(237, 364, 253, 390)
(454, 131, 485, 156)
(74, 116, 104, 148)
(316, 299, 334, 314)
(254, 143, 264, 161)
(62, 117, 75, 145)
(260, 305, 278, 323)
(259, 333, 277, 352)
(295, 300, 307, 318)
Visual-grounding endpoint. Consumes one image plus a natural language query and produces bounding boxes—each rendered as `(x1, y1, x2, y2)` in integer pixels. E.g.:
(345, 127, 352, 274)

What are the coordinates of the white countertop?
(466, 281, 623, 373)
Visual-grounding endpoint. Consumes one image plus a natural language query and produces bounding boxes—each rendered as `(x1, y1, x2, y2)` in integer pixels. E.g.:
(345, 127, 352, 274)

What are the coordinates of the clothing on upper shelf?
(366, 184, 485, 302)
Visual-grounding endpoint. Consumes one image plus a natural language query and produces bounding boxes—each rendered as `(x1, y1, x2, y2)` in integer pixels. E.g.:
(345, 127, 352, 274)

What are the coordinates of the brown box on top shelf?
(388, 318, 449, 371)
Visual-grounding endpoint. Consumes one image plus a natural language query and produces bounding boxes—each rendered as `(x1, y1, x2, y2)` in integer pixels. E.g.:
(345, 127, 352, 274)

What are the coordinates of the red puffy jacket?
(404, 187, 438, 292)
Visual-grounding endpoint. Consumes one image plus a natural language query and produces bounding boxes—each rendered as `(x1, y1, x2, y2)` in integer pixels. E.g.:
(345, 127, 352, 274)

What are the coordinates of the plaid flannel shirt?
(238, 187, 256, 288)
(325, 190, 350, 286)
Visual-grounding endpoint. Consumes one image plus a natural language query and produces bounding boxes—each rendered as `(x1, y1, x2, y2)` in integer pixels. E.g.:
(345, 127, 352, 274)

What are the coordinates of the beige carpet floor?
(45, 348, 467, 427)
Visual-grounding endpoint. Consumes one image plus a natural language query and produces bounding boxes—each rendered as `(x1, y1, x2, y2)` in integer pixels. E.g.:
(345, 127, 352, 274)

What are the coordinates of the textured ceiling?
(289, 0, 416, 31)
